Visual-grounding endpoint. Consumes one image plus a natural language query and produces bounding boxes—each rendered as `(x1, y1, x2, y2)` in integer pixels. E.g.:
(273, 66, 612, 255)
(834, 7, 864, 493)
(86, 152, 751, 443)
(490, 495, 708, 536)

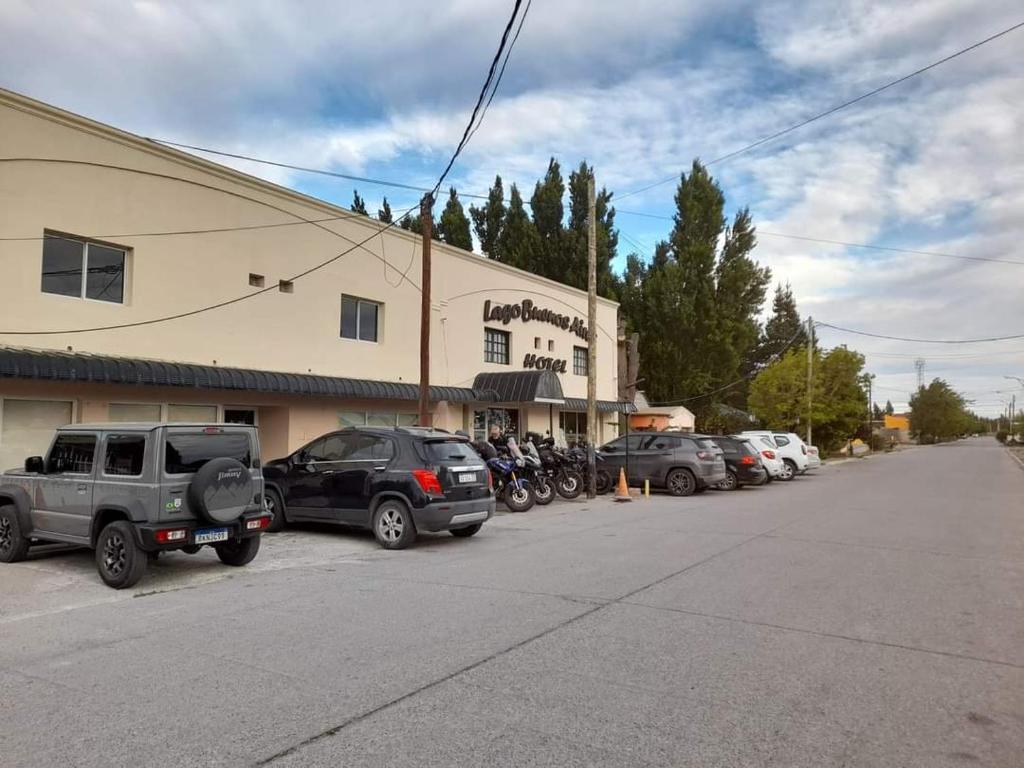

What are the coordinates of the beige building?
(0, 88, 627, 469)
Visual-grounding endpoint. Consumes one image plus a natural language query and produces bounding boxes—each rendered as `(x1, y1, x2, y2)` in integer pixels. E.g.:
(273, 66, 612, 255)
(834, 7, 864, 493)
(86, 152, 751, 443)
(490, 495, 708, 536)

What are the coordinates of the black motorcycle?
(533, 435, 584, 499)
(519, 434, 556, 505)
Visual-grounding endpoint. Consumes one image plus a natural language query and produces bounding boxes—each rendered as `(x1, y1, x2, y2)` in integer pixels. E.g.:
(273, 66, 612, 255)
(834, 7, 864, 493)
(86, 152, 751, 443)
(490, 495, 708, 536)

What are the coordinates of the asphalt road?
(2, 438, 1022, 767)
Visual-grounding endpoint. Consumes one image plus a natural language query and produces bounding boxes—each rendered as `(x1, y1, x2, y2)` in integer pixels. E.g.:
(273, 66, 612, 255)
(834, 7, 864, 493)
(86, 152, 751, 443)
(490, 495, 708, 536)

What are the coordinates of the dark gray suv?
(596, 432, 727, 496)
(0, 423, 272, 588)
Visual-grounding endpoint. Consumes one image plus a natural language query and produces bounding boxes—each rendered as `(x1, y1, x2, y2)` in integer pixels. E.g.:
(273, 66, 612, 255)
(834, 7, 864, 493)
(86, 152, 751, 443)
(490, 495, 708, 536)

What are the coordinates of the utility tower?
(915, 359, 926, 390)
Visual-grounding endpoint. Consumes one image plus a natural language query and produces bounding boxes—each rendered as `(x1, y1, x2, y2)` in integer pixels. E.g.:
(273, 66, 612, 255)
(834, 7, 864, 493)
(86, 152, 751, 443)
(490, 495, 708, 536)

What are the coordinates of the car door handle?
(77, 484, 89, 492)
(373, 466, 387, 472)
(320, 470, 336, 475)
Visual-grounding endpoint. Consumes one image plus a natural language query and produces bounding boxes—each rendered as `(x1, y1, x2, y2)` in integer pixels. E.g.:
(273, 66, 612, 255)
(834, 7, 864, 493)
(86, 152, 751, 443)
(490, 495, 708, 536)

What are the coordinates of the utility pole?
(806, 316, 813, 445)
(418, 194, 433, 427)
(585, 175, 598, 499)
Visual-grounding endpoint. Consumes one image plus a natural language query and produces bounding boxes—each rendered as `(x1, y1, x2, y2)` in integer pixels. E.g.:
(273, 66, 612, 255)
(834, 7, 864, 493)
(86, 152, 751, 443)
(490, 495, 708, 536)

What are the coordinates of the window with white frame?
(41, 232, 127, 303)
(484, 328, 510, 365)
(573, 346, 588, 376)
(341, 295, 381, 342)
(339, 411, 418, 428)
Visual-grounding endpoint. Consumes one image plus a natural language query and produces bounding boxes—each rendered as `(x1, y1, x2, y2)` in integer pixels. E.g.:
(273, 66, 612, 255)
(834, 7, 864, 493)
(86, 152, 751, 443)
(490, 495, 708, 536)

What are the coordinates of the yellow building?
(0, 88, 626, 468)
(884, 414, 910, 431)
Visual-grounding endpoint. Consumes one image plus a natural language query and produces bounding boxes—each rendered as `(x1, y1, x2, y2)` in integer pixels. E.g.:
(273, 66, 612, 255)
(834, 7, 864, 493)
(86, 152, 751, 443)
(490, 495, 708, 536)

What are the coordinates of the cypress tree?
(469, 175, 506, 259)
(377, 197, 393, 224)
(436, 188, 472, 250)
(351, 190, 368, 216)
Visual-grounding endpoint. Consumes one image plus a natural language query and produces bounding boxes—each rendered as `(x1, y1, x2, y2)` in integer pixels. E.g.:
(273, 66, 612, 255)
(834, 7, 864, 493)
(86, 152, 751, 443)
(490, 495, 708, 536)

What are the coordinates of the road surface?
(2, 438, 1022, 766)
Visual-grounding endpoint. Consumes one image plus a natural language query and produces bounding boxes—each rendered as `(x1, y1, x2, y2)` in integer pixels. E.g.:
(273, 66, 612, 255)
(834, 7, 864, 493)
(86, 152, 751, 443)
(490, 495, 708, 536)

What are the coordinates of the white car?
(737, 433, 785, 481)
(739, 431, 809, 480)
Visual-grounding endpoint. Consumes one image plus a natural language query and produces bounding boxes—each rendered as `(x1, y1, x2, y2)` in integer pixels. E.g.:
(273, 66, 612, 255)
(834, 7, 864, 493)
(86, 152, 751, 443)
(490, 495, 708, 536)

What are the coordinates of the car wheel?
(719, 470, 739, 491)
(594, 470, 613, 495)
(666, 468, 696, 497)
(264, 488, 286, 532)
(215, 535, 261, 566)
(373, 500, 416, 549)
(0, 505, 30, 563)
(779, 459, 796, 481)
(95, 520, 147, 589)
(503, 484, 535, 513)
(450, 523, 482, 538)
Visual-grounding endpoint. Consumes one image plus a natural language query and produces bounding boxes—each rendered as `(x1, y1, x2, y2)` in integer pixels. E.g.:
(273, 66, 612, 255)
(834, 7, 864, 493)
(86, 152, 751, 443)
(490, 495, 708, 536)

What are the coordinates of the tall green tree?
(497, 184, 540, 271)
(884, 399, 895, 415)
(436, 187, 472, 250)
(377, 197, 393, 224)
(910, 379, 969, 443)
(756, 283, 808, 367)
(530, 158, 565, 276)
(565, 162, 618, 297)
(351, 190, 368, 216)
(469, 175, 505, 259)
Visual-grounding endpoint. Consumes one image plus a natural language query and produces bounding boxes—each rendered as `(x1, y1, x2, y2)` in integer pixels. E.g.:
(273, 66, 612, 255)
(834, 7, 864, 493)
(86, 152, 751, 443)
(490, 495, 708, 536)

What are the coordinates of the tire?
(503, 483, 535, 513)
(450, 523, 482, 538)
(372, 500, 417, 549)
(719, 470, 739, 491)
(779, 459, 796, 481)
(555, 470, 583, 500)
(594, 470, 613, 495)
(0, 505, 30, 563)
(95, 521, 147, 589)
(666, 468, 696, 497)
(187, 457, 254, 524)
(532, 475, 555, 506)
(215, 535, 261, 566)
(264, 488, 286, 532)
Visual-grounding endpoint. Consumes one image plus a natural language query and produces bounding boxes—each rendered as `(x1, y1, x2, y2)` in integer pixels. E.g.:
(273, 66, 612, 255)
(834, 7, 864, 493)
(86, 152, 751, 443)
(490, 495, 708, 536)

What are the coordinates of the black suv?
(262, 427, 494, 549)
(709, 436, 768, 490)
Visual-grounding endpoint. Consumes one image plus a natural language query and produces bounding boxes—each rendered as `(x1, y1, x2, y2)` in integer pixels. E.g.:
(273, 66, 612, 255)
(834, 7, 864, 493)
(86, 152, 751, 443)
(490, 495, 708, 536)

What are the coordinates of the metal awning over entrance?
(472, 370, 565, 405)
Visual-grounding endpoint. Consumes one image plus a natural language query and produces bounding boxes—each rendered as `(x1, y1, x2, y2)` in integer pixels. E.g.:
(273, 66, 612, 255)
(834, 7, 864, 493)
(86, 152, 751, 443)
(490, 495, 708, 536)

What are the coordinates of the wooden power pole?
(806, 315, 813, 445)
(586, 175, 598, 498)
(418, 194, 433, 427)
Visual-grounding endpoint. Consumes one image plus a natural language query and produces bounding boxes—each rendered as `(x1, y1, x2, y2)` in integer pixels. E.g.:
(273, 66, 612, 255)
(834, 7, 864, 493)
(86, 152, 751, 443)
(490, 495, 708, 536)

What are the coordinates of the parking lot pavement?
(2, 438, 1022, 767)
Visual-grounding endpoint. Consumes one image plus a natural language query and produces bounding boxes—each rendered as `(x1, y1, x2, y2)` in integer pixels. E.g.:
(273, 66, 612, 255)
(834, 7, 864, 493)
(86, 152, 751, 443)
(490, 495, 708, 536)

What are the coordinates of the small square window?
(484, 328, 510, 365)
(573, 346, 588, 376)
(341, 295, 382, 342)
(249, 273, 265, 287)
(548, 339, 554, 352)
(41, 232, 127, 304)
(534, 337, 541, 349)
(278, 280, 294, 293)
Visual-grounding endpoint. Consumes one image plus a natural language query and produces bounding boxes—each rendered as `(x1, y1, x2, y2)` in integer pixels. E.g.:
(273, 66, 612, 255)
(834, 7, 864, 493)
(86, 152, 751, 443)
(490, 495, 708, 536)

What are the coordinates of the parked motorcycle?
(533, 435, 584, 499)
(518, 435, 555, 505)
(473, 439, 536, 512)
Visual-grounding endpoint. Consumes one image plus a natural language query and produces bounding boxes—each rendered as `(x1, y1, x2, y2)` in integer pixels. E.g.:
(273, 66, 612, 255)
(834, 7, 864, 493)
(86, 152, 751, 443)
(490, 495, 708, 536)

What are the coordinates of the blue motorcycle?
(485, 456, 536, 512)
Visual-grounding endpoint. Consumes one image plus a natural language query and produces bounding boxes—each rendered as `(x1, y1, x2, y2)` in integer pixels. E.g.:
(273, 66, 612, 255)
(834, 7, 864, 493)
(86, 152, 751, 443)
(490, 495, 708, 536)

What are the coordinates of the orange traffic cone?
(614, 467, 632, 502)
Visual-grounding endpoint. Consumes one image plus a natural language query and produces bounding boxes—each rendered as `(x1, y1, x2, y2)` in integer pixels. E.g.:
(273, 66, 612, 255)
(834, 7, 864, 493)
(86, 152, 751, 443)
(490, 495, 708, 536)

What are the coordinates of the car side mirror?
(25, 456, 44, 473)
(292, 450, 309, 465)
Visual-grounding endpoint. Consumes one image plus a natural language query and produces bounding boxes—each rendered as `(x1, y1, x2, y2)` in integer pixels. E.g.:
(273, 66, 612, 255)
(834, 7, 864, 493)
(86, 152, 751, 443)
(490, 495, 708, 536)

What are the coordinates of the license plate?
(457, 472, 476, 484)
(194, 527, 229, 544)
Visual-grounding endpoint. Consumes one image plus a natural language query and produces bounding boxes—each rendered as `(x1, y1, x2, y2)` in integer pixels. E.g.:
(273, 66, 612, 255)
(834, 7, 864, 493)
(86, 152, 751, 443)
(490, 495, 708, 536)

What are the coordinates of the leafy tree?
(748, 346, 868, 450)
(872, 402, 883, 420)
(469, 175, 505, 259)
(565, 162, 619, 297)
(351, 190, 368, 216)
(530, 158, 565, 275)
(884, 399, 894, 415)
(909, 379, 969, 443)
(377, 197, 393, 224)
(756, 284, 807, 367)
(497, 184, 540, 271)
(436, 187, 472, 250)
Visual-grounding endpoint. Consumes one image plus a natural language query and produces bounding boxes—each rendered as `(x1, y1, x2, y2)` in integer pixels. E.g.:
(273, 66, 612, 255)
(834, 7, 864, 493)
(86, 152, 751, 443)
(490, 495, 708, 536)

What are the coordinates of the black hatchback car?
(262, 427, 494, 549)
(709, 436, 767, 490)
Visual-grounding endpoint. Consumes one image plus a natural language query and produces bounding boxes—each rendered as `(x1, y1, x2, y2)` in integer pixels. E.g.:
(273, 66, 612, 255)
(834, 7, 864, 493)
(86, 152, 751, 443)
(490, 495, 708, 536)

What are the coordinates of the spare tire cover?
(188, 458, 254, 524)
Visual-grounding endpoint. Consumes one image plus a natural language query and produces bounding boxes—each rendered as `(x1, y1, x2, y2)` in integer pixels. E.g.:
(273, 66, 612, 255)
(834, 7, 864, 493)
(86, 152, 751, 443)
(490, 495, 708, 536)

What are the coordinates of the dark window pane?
(41, 236, 84, 297)
(358, 300, 378, 341)
(47, 434, 96, 473)
(484, 328, 510, 364)
(85, 244, 125, 303)
(304, 438, 328, 461)
(421, 440, 478, 463)
(573, 346, 588, 376)
(104, 434, 146, 476)
(341, 297, 358, 339)
(165, 433, 251, 474)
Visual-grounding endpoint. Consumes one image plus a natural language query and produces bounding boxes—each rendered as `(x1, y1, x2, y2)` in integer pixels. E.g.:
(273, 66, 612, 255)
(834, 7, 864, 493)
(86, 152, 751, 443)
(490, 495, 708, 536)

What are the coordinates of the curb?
(1007, 448, 1024, 473)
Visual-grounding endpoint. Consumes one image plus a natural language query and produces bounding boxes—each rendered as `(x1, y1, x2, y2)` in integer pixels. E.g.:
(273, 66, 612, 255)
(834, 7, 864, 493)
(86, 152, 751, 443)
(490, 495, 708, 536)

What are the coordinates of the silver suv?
(0, 423, 271, 589)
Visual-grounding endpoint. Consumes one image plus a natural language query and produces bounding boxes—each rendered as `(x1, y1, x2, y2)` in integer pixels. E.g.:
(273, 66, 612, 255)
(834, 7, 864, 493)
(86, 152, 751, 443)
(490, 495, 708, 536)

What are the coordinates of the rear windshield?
(694, 438, 718, 450)
(165, 433, 252, 474)
(419, 440, 481, 463)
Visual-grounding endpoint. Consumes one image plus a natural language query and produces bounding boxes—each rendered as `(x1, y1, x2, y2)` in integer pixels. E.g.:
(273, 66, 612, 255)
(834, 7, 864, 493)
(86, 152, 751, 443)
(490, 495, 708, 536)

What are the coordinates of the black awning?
(0, 347, 481, 403)
(472, 370, 565, 404)
(563, 397, 635, 414)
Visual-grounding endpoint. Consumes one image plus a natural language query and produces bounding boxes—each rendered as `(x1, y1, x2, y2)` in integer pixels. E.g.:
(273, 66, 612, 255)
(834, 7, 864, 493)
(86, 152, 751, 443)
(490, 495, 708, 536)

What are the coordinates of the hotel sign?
(482, 299, 589, 341)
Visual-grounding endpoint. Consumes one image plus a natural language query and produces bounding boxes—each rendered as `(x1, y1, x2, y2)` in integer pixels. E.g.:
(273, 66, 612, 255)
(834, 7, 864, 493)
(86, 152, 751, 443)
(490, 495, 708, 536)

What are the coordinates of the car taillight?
(740, 455, 757, 465)
(762, 450, 776, 460)
(696, 450, 712, 460)
(155, 528, 188, 543)
(412, 469, 443, 495)
(246, 516, 271, 531)
(487, 470, 494, 491)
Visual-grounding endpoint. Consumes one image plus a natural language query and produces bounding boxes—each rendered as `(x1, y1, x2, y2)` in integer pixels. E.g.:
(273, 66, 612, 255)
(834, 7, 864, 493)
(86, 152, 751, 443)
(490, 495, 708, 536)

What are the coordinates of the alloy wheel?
(102, 533, 126, 576)
(377, 508, 404, 543)
(263, 493, 275, 515)
(669, 472, 693, 495)
(779, 462, 794, 480)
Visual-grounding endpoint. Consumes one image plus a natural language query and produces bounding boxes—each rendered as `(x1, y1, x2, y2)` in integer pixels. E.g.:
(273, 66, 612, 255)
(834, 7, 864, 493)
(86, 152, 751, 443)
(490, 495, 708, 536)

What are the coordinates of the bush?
(996, 431, 1008, 444)
(867, 434, 889, 452)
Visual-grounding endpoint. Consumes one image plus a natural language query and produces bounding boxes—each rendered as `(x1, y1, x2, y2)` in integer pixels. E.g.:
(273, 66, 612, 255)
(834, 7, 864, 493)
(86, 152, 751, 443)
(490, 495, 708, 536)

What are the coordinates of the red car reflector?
(246, 517, 271, 531)
(762, 450, 776, 460)
(412, 469, 443, 495)
(155, 528, 188, 543)
(740, 455, 757, 465)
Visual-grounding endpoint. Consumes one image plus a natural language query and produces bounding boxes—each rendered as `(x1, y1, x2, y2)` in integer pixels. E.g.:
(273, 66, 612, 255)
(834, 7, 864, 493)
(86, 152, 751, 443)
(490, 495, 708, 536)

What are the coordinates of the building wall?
(884, 414, 910, 431)
(0, 90, 618, 403)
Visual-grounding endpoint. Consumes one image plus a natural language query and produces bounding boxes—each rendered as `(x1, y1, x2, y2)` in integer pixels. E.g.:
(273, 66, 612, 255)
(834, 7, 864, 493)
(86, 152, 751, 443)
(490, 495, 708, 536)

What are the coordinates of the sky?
(2, 0, 1022, 417)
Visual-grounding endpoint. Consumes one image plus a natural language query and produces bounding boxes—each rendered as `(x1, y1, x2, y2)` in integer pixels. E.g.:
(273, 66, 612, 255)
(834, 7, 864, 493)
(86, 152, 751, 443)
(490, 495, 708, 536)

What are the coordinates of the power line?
(616, 20, 1024, 201)
(432, 0, 524, 197)
(816, 321, 1024, 344)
